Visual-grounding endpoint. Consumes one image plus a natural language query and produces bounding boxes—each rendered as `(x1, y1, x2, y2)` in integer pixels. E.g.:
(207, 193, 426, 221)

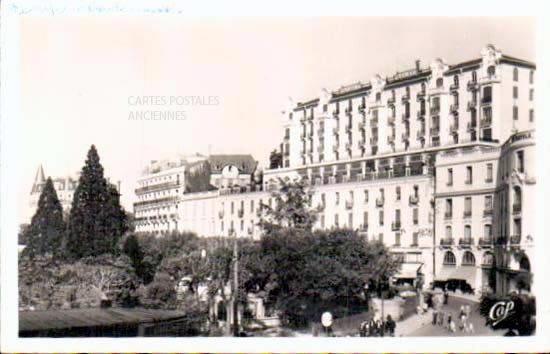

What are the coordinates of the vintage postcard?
(1, 1, 549, 352)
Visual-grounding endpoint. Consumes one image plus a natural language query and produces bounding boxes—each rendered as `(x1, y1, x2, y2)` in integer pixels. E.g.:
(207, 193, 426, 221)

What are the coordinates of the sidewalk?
(394, 309, 432, 337)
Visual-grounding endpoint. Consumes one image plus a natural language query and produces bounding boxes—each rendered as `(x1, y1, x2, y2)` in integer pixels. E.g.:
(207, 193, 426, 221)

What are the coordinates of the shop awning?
(435, 266, 456, 281)
(394, 263, 423, 279)
(449, 266, 477, 285)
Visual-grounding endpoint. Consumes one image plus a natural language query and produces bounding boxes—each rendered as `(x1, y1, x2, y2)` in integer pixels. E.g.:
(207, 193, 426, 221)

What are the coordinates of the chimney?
(415, 60, 421, 72)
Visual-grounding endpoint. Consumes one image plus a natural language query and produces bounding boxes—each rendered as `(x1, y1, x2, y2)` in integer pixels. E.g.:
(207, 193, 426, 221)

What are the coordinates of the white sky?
(17, 16, 535, 220)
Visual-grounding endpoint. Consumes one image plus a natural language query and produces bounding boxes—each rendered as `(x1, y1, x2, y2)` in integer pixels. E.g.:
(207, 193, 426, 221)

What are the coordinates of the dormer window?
(375, 92, 381, 102)
(436, 78, 443, 88)
(487, 65, 495, 78)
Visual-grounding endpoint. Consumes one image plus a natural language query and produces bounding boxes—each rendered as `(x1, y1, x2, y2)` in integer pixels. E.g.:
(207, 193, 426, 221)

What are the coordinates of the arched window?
(462, 251, 476, 266)
(482, 252, 494, 266)
(444, 251, 456, 266)
(375, 92, 381, 102)
(487, 66, 495, 77)
(513, 67, 518, 81)
(436, 78, 443, 88)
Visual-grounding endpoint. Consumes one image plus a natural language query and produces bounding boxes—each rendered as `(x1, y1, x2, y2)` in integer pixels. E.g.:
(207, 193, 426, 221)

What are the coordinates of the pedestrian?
(446, 312, 452, 331)
(385, 315, 396, 337)
(432, 310, 438, 325)
(459, 312, 466, 332)
(368, 319, 377, 337)
(359, 321, 368, 337)
(377, 318, 385, 337)
(449, 319, 456, 333)
(467, 322, 475, 334)
(465, 304, 471, 319)
(444, 288, 449, 305)
(437, 311, 444, 326)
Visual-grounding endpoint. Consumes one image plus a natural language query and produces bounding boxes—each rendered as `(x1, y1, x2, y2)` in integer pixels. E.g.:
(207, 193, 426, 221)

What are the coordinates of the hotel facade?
(133, 45, 536, 296)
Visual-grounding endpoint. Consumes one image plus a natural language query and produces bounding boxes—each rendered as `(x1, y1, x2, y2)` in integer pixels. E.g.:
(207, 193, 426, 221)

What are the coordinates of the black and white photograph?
(1, 2, 549, 352)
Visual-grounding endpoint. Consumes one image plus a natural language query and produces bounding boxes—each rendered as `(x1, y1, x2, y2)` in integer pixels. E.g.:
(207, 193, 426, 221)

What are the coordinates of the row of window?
(445, 224, 492, 240)
(319, 209, 420, 228)
(442, 250, 494, 266)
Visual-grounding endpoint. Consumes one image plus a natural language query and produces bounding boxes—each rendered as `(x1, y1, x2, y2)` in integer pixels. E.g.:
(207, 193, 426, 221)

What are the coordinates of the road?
(405, 295, 506, 337)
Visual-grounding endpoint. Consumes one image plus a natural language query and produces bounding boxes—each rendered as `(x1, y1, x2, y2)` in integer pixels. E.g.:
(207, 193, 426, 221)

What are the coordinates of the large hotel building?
(133, 45, 536, 296)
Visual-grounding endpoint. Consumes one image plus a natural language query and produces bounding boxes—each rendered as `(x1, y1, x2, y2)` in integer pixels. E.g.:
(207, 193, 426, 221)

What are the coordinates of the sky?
(16, 16, 535, 221)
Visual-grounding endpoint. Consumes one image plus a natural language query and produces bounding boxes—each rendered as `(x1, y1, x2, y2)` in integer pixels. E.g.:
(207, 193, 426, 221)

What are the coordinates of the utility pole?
(232, 232, 239, 337)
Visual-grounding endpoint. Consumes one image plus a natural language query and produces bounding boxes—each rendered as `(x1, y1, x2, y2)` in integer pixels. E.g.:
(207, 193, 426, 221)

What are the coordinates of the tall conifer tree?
(23, 177, 65, 258)
(65, 145, 128, 259)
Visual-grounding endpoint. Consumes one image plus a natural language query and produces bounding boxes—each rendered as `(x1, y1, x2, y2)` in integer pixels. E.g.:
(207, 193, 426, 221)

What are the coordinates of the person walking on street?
(465, 304, 471, 319)
(385, 315, 396, 337)
(443, 287, 449, 305)
(432, 309, 438, 325)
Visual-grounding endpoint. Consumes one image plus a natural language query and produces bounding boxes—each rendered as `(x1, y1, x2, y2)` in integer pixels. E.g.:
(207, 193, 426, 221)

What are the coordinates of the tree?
(65, 145, 128, 259)
(260, 178, 320, 232)
(23, 178, 65, 258)
(255, 228, 400, 327)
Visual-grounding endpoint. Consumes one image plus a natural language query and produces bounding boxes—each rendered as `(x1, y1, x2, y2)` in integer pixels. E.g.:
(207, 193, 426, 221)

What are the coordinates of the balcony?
(410, 242, 419, 247)
(430, 126, 440, 136)
(388, 116, 396, 125)
(345, 142, 352, 151)
(345, 200, 354, 209)
(467, 80, 478, 91)
(463, 210, 472, 218)
(440, 238, 454, 246)
(359, 121, 366, 131)
(430, 106, 440, 115)
(391, 221, 401, 231)
(358, 139, 366, 148)
(417, 111, 426, 121)
(402, 132, 410, 143)
(308, 130, 314, 138)
(238, 208, 244, 218)
(345, 107, 352, 116)
(401, 94, 410, 104)
(402, 113, 410, 123)
(449, 104, 459, 114)
(359, 224, 368, 232)
(376, 198, 384, 207)
(467, 101, 477, 111)
(467, 121, 477, 131)
(332, 109, 340, 117)
(409, 195, 419, 206)
(483, 209, 493, 217)
(480, 118, 492, 128)
(387, 96, 396, 105)
(387, 135, 395, 144)
(370, 137, 378, 145)
(450, 82, 459, 91)
(513, 203, 522, 214)
(345, 124, 352, 133)
(332, 145, 339, 153)
(358, 103, 366, 113)
(444, 212, 452, 220)
(464, 179, 472, 185)
(481, 96, 492, 105)
(479, 238, 493, 247)
(307, 147, 314, 154)
(510, 235, 521, 245)
(459, 238, 473, 247)
(307, 114, 314, 121)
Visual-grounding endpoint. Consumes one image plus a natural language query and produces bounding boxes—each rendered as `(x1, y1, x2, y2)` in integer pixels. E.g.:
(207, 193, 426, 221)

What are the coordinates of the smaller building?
(27, 165, 79, 222)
